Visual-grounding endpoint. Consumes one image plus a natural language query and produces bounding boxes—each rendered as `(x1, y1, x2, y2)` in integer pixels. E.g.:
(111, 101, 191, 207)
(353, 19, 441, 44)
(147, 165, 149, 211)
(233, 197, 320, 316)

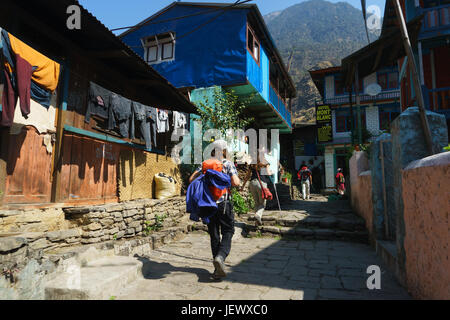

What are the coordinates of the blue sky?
(79, 0, 386, 33)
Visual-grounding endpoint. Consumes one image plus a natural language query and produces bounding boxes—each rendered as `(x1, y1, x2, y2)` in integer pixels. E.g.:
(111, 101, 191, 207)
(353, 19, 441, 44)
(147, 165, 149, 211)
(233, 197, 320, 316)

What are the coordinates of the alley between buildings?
(112, 196, 410, 300)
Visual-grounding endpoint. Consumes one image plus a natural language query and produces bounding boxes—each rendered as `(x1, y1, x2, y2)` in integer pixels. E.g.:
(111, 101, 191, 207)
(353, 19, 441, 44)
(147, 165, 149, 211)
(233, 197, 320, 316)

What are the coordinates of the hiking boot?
(213, 255, 227, 278)
(211, 269, 223, 281)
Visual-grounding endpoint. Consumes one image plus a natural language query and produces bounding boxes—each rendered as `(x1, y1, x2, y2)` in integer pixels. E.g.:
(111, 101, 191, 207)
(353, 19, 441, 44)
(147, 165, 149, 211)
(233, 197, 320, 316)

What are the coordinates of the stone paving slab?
(115, 234, 411, 300)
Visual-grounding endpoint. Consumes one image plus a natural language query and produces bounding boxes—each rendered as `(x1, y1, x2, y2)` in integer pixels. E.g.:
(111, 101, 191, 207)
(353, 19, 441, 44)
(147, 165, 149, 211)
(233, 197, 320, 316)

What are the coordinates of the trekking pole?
(272, 178, 282, 211)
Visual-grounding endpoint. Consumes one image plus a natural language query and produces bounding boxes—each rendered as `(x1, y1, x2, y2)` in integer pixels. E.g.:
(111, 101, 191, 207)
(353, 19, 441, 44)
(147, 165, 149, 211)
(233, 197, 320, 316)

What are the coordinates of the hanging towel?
(2, 29, 52, 108)
(8, 32, 60, 91)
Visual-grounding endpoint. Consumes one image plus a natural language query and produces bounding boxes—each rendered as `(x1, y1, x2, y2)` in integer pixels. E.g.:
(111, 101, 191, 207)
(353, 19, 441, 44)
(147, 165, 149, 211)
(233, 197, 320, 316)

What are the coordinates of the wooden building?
(0, 0, 197, 208)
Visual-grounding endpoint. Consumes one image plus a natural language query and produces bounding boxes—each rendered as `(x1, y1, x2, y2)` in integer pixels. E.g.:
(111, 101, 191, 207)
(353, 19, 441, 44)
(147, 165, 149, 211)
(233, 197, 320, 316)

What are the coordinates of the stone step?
(44, 255, 143, 300)
(243, 223, 369, 243)
(239, 214, 366, 231)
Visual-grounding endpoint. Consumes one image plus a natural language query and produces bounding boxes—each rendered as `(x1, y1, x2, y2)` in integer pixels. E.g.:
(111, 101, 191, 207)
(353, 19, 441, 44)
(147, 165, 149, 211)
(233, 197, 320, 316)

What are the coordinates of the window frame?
(143, 32, 176, 65)
(246, 24, 260, 66)
(377, 71, 399, 90)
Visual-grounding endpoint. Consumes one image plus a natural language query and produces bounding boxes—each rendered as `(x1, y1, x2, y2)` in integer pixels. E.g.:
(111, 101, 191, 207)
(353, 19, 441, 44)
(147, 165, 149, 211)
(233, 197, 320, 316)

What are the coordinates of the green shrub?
(231, 188, 250, 216)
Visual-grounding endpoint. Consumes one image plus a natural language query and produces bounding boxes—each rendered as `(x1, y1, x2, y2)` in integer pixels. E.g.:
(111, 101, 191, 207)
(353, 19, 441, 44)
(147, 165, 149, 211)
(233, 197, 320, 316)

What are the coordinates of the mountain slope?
(264, 0, 379, 124)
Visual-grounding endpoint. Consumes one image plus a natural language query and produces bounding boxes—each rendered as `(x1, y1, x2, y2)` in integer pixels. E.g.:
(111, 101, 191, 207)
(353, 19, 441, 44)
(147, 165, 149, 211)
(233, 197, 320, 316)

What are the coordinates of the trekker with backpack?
(187, 140, 241, 280)
(297, 163, 312, 200)
(241, 154, 273, 226)
(335, 168, 345, 195)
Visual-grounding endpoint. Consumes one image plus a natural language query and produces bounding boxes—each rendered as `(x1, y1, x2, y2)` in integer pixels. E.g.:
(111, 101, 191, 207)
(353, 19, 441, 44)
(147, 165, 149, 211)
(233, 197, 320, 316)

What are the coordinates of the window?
(388, 72, 398, 89)
(378, 71, 399, 90)
(247, 25, 260, 64)
(336, 115, 352, 132)
(378, 73, 388, 90)
(143, 32, 175, 64)
(335, 74, 346, 95)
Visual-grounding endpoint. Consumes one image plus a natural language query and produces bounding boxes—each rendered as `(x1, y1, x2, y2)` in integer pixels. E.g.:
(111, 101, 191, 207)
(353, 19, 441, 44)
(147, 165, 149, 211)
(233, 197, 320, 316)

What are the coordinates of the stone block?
(82, 222, 102, 231)
(100, 218, 114, 227)
(0, 237, 27, 253)
(46, 229, 80, 242)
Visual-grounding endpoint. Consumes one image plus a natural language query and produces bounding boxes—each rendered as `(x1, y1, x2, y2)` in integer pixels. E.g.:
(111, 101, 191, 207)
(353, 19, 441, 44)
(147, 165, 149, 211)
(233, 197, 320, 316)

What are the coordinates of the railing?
(422, 86, 450, 111)
(419, 4, 450, 32)
(269, 83, 292, 128)
(325, 91, 401, 105)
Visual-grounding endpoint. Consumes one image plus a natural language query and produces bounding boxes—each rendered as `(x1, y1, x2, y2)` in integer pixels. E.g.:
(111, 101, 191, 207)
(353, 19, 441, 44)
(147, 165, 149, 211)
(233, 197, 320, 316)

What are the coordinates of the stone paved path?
(115, 233, 410, 300)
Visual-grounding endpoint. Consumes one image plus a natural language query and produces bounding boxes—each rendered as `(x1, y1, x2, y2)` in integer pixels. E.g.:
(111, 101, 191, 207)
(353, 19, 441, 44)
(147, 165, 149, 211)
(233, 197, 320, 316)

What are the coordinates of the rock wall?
(402, 153, 450, 300)
(0, 196, 192, 299)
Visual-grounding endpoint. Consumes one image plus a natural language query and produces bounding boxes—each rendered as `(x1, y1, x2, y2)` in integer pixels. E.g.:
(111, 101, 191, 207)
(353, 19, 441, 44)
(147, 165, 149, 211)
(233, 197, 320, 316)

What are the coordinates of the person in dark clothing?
(188, 140, 241, 280)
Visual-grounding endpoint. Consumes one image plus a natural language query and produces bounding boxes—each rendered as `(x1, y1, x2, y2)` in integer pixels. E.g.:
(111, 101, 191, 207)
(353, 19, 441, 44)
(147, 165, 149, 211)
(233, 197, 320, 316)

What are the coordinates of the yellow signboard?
(316, 105, 332, 143)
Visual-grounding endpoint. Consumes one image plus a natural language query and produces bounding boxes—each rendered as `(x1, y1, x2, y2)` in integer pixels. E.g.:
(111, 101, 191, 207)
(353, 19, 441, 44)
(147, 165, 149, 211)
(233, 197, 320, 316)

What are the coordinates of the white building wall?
(365, 105, 380, 135)
(325, 75, 334, 99)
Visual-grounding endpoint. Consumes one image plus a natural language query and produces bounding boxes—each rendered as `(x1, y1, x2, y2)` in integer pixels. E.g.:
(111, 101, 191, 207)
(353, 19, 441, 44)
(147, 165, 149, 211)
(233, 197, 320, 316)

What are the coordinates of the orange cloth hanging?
(8, 32, 60, 92)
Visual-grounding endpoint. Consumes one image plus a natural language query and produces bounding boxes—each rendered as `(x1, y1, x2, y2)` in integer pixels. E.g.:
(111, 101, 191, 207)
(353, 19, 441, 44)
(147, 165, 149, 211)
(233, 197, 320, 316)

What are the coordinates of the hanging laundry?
(173, 111, 188, 129)
(131, 102, 156, 150)
(110, 93, 132, 138)
(156, 108, 170, 133)
(0, 69, 17, 127)
(8, 32, 60, 92)
(146, 105, 158, 148)
(85, 81, 115, 130)
(16, 54, 33, 119)
(1, 30, 52, 109)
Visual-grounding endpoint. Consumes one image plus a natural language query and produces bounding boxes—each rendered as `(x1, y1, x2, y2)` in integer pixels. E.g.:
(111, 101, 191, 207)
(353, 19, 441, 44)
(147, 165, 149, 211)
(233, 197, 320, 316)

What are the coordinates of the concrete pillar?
(324, 148, 335, 188)
(391, 106, 448, 284)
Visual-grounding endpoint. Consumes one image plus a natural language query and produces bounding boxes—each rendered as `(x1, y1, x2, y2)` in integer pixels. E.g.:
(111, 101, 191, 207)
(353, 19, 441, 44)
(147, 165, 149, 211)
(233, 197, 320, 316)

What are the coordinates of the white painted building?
(310, 66, 401, 191)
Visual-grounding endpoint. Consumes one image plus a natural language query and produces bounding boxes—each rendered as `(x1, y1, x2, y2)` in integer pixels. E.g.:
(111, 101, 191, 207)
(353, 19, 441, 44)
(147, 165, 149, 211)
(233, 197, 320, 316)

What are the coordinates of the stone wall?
(402, 152, 450, 300)
(0, 207, 68, 233)
(0, 196, 191, 299)
(350, 171, 375, 245)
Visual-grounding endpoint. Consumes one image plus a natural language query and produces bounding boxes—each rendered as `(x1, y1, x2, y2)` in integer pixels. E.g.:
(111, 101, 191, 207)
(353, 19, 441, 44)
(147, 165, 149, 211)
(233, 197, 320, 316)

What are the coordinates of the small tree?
(194, 86, 255, 137)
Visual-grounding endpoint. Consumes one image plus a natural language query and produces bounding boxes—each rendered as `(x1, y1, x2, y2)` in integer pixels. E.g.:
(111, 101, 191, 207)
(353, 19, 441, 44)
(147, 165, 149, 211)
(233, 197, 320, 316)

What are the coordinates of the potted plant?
(282, 172, 292, 184)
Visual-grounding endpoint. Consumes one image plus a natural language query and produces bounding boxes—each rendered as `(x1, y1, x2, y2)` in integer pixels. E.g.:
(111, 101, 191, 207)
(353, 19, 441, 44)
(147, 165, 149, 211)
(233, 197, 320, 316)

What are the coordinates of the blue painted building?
(120, 2, 296, 134)
(120, 2, 297, 182)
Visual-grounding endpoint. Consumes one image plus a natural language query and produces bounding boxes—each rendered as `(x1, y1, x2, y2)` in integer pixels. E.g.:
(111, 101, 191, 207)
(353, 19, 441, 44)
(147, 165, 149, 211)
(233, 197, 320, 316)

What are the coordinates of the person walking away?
(241, 155, 272, 226)
(188, 140, 240, 280)
(335, 168, 346, 195)
(297, 164, 312, 200)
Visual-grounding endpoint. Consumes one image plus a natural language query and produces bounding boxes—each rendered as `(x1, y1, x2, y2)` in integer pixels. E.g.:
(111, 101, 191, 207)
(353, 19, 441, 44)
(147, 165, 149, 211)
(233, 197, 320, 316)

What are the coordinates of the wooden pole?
(393, 0, 435, 155)
(379, 140, 390, 239)
(349, 83, 354, 145)
(355, 67, 362, 145)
